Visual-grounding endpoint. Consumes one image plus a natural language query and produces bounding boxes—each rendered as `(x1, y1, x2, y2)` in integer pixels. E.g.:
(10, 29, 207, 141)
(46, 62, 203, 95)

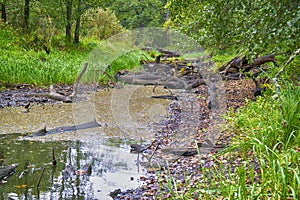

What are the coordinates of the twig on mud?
(52, 149, 57, 166)
(148, 142, 161, 163)
(36, 167, 45, 188)
(152, 84, 158, 93)
(22, 102, 35, 113)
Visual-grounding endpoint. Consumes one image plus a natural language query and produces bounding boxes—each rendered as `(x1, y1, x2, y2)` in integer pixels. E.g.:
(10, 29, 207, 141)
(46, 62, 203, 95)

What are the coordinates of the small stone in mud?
(140, 176, 147, 181)
(109, 189, 121, 199)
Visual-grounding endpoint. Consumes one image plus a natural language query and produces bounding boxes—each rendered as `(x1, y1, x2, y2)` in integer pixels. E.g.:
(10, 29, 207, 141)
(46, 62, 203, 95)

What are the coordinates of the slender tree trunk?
(66, 0, 73, 41)
(1, 2, 7, 23)
(24, 0, 30, 30)
(59, 0, 66, 25)
(74, 0, 81, 44)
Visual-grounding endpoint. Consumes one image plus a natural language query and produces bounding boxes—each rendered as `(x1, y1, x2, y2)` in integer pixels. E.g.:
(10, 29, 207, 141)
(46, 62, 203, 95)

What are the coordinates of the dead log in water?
(0, 164, 18, 182)
(26, 120, 101, 138)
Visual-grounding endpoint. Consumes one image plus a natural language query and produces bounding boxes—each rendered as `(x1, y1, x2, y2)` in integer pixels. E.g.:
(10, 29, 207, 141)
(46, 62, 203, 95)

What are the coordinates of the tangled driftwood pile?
(48, 48, 278, 104)
(218, 54, 277, 80)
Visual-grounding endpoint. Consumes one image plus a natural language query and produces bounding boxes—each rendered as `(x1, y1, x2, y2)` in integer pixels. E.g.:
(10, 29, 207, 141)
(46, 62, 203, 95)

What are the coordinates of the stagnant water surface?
(0, 86, 171, 199)
(0, 134, 145, 200)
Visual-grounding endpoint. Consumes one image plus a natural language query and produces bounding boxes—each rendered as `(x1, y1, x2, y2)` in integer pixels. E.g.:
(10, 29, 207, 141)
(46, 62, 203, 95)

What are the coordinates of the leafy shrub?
(81, 8, 124, 40)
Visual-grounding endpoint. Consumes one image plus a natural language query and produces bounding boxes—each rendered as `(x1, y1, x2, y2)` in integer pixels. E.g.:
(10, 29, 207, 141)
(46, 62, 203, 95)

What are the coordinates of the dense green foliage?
(81, 8, 124, 40)
(166, 0, 300, 59)
(0, 0, 166, 42)
(101, 0, 167, 29)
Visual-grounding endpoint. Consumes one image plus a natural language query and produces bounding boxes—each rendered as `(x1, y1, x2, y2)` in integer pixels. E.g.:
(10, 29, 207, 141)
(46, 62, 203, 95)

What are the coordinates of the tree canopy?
(166, 0, 299, 58)
(0, 0, 167, 44)
(0, 0, 298, 60)
(101, 0, 166, 29)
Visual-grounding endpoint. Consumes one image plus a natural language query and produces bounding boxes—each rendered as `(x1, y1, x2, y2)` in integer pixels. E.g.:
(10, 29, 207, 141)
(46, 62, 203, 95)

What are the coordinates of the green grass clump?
(230, 84, 299, 149)
(0, 26, 91, 86)
(0, 48, 87, 85)
(220, 84, 299, 199)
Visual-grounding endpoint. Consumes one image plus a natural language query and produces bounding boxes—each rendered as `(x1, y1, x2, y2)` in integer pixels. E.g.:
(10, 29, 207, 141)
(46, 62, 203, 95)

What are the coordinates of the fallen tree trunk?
(252, 54, 276, 66)
(219, 54, 277, 80)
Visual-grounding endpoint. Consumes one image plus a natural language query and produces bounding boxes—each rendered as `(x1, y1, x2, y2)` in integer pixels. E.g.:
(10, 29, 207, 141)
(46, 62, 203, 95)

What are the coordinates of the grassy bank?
(212, 84, 299, 199)
(0, 49, 87, 85)
(0, 26, 90, 86)
(0, 26, 145, 86)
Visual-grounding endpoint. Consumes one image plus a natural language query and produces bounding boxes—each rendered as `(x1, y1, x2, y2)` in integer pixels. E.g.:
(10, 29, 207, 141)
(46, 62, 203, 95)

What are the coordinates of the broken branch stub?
(48, 63, 88, 103)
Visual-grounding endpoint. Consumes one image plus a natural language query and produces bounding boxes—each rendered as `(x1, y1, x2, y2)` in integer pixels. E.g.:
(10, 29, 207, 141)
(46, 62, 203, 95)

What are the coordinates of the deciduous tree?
(65, 0, 73, 41)
(102, 0, 166, 29)
(166, 0, 300, 58)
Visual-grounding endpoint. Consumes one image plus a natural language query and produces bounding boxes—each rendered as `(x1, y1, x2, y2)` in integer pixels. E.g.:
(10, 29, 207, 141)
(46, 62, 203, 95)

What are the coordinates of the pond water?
(0, 86, 171, 200)
(0, 134, 146, 200)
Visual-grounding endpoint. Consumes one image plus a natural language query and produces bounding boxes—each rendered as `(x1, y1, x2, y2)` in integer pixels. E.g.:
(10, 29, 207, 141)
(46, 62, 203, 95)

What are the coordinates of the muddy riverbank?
(0, 55, 258, 199)
(111, 78, 256, 199)
(0, 84, 74, 108)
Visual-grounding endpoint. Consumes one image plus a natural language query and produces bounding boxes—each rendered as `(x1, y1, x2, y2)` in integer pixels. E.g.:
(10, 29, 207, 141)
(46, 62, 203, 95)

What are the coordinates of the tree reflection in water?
(0, 134, 144, 200)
